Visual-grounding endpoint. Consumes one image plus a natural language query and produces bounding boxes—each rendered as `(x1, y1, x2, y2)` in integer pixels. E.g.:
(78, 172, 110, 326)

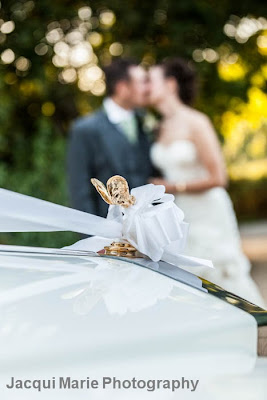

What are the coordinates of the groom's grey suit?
(67, 108, 156, 217)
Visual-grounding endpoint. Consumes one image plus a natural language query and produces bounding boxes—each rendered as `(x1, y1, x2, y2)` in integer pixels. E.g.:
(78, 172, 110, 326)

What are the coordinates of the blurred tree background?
(0, 0, 266, 247)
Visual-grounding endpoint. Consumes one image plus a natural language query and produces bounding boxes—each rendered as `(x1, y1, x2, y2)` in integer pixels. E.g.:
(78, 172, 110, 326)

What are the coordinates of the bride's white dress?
(151, 140, 265, 307)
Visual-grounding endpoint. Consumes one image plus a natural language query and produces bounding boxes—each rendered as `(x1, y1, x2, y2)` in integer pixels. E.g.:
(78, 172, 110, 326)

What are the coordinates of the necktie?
(119, 116, 138, 144)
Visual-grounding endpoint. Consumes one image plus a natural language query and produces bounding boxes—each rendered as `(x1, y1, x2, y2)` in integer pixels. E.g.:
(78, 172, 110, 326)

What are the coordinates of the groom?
(67, 58, 156, 217)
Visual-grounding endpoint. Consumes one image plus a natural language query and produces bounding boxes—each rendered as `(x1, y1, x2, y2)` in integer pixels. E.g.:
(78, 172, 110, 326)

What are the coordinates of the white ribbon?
(0, 185, 213, 269)
(68, 184, 214, 269)
(0, 188, 121, 237)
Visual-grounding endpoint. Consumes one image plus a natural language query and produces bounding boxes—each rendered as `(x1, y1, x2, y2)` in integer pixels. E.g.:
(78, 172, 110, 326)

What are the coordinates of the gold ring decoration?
(104, 241, 139, 258)
(91, 175, 138, 258)
(91, 175, 136, 208)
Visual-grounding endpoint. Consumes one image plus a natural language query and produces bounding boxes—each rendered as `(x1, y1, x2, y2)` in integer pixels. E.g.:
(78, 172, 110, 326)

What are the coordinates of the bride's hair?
(160, 58, 197, 105)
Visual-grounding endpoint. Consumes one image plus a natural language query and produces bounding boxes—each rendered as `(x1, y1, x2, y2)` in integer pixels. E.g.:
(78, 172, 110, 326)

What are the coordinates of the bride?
(148, 57, 265, 307)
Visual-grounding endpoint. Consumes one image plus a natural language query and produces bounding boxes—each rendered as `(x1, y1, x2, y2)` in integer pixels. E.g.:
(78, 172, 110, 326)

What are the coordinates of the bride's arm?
(181, 115, 227, 193)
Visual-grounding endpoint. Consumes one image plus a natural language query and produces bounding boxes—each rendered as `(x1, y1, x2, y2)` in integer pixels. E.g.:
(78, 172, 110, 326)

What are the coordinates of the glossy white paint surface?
(0, 253, 263, 399)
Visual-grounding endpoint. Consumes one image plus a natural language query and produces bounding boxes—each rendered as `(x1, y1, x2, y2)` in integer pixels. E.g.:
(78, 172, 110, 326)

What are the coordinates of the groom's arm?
(67, 119, 97, 215)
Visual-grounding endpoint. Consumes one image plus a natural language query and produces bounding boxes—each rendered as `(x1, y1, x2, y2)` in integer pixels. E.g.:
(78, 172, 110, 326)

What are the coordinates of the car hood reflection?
(62, 259, 174, 316)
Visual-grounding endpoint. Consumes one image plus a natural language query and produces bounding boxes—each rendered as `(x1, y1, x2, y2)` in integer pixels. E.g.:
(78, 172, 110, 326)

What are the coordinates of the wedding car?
(0, 246, 266, 400)
(0, 178, 266, 399)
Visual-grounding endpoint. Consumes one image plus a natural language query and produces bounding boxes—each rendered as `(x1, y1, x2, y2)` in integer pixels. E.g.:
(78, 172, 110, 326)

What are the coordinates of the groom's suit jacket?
(67, 108, 156, 217)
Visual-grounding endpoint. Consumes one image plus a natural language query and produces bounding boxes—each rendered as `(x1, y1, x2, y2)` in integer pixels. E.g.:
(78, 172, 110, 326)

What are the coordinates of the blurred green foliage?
(0, 0, 266, 247)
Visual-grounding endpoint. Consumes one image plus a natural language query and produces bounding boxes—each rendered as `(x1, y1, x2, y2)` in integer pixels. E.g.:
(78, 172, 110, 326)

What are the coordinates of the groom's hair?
(103, 58, 138, 96)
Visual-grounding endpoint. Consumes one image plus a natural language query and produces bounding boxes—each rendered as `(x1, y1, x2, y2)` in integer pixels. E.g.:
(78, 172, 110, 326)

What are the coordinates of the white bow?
(0, 185, 213, 269)
(111, 184, 187, 261)
(68, 184, 213, 269)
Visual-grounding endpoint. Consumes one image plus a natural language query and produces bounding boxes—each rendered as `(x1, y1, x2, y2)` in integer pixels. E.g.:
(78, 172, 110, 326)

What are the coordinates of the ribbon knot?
(104, 184, 213, 268)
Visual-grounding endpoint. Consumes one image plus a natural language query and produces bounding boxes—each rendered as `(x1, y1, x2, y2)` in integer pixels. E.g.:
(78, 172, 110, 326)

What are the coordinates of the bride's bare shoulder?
(186, 107, 211, 126)
(183, 108, 219, 147)
(183, 108, 214, 136)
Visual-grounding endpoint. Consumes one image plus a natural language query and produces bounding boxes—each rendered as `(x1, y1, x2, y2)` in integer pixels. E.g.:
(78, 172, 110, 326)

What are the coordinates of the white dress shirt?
(103, 97, 138, 144)
(103, 97, 134, 124)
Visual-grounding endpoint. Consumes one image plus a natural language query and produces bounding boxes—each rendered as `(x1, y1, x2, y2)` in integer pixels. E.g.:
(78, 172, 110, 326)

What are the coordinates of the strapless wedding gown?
(151, 140, 265, 307)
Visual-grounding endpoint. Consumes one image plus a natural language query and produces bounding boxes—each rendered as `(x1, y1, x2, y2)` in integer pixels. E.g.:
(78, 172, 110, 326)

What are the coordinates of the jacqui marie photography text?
(5, 376, 200, 392)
